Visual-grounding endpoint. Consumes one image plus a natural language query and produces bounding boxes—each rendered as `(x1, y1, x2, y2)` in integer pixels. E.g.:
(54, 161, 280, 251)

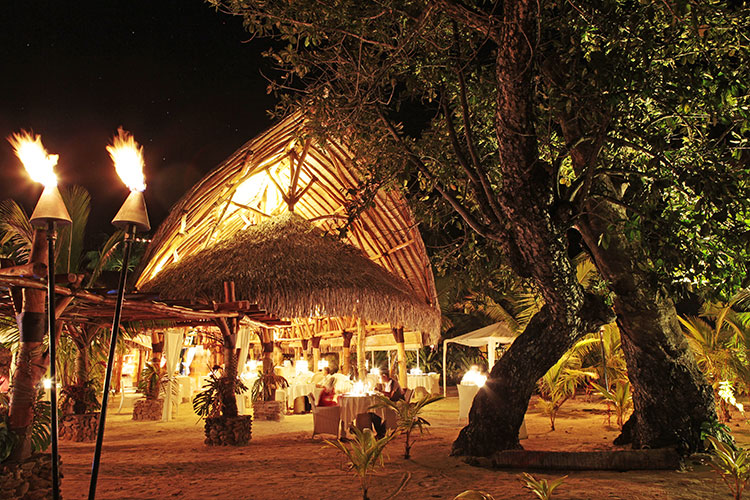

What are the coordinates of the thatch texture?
(136, 114, 438, 325)
(140, 214, 439, 336)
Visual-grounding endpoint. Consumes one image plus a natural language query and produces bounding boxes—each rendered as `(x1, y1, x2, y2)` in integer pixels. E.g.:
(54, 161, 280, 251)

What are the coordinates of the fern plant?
(325, 426, 395, 500)
(706, 435, 750, 500)
(370, 393, 443, 459)
(518, 472, 567, 500)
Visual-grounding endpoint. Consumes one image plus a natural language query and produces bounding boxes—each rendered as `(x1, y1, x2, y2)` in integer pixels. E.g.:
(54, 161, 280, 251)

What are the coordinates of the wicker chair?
(308, 392, 341, 438)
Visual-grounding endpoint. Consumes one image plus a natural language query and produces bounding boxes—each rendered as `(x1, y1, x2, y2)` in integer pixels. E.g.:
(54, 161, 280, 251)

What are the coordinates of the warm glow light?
(409, 367, 423, 375)
(43, 378, 52, 390)
(317, 359, 329, 370)
(9, 131, 59, 187)
(461, 366, 487, 387)
(107, 127, 146, 192)
(350, 381, 365, 395)
(369, 367, 381, 376)
(295, 360, 310, 373)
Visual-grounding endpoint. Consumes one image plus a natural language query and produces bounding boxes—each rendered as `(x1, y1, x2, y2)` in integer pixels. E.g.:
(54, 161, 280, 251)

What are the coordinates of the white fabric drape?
(162, 328, 185, 421)
(235, 326, 253, 414)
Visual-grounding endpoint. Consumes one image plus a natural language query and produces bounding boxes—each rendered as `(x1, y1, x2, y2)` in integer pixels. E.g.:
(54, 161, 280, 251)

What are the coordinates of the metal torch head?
(112, 190, 151, 232)
(29, 185, 72, 227)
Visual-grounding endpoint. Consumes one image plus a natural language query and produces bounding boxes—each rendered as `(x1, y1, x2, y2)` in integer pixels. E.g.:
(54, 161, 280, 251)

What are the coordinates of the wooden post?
(302, 339, 309, 362)
(135, 348, 145, 384)
(260, 330, 274, 375)
(341, 331, 353, 376)
(273, 342, 283, 367)
(151, 332, 164, 372)
(356, 319, 367, 382)
(312, 336, 321, 371)
(112, 352, 124, 394)
(392, 327, 407, 389)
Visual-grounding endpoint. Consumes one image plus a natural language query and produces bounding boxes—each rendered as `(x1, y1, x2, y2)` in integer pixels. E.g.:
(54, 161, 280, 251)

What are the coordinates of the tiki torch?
(88, 128, 150, 500)
(10, 131, 71, 500)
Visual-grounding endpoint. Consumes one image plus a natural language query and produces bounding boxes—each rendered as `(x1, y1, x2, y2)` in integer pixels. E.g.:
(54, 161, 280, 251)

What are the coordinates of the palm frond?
(86, 230, 124, 287)
(56, 185, 91, 273)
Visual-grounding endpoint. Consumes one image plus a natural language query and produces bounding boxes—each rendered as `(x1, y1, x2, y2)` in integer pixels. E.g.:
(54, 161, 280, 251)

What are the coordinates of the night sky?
(0, 0, 275, 243)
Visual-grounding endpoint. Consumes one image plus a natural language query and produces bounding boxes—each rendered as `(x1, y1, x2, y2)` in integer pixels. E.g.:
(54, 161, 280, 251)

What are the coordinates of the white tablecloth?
(407, 374, 440, 394)
(458, 384, 480, 422)
(339, 394, 385, 425)
(175, 376, 192, 402)
(287, 382, 315, 406)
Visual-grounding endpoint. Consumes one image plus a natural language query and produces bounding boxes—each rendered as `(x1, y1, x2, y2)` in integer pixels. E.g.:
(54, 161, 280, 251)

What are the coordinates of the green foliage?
(370, 393, 443, 459)
(192, 372, 248, 419)
(591, 379, 632, 430)
(0, 393, 15, 463)
(701, 417, 736, 452)
(60, 380, 101, 415)
(680, 289, 750, 420)
(518, 472, 567, 500)
(138, 363, 161, 400)
(324, 426, 396, 500)
(29, 390, 51, 454)
(537, 338, 598, 430)
(251, 373, 288, 403)
(707, 435, 750, 500)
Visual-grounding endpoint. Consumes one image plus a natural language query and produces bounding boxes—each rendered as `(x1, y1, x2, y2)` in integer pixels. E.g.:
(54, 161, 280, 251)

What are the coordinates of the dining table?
(338, 393, 386, 429)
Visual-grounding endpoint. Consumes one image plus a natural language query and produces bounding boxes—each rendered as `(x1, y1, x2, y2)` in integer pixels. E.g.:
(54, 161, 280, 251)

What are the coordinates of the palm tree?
(0, 186, 125, 458)
(536, 337, 598, 430)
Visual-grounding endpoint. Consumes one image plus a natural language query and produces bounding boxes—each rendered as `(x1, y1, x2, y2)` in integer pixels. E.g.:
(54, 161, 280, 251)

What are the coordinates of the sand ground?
(58, 392, 749, 500)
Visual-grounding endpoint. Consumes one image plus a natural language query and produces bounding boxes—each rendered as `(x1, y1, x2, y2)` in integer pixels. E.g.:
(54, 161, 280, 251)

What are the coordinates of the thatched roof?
(140, 213, 439, 335)
(136, 113, 440, 342)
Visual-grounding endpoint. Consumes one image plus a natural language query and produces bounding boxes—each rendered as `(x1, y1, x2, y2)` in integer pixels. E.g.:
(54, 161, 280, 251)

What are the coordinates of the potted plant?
(193, 372, 252, 445)
(250, 372, 289, 421)
(58, 380, 101, 442)
(132, 363, 164, 420)
(58, 323, 104, 441)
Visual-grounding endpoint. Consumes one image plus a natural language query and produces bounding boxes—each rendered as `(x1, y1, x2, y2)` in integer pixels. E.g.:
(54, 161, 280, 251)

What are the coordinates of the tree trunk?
(452, 297, 612, 456)
(8, 227, 48, 461)
(74, 340, 88, 387)
(579, 196, 715, 453)
(356, 319, 367, 382)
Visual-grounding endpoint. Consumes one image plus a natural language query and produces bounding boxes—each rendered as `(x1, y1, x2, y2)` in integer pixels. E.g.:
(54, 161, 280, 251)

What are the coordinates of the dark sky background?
(0, 0, 275, 244)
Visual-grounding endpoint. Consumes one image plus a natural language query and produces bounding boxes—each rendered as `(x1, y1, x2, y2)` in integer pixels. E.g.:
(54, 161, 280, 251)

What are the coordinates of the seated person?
(371, 372, 403, 438)
(317, 373, 338, 407)
(375, 372, 404, 402)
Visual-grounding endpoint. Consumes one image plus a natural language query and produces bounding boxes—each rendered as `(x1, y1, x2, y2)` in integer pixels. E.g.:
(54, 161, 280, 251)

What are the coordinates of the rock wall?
(59, 413, 99, 442)
(132, 398, 164, 421)
(252, 400, 284, 421)
(204, 415, 252, 446)
(0, 453, 58, 500)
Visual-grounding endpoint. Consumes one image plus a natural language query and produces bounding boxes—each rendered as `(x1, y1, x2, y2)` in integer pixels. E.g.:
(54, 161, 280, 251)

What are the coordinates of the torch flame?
(8, 131, 59, 187)
(107, 127, 146, 192)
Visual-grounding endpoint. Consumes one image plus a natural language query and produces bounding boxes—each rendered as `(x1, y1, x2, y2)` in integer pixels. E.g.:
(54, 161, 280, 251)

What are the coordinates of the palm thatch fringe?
(140, 214, 439, 337)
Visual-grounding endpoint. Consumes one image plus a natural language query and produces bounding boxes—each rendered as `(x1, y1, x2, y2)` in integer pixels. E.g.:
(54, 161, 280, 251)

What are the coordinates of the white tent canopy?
(442, 322, 516, 396)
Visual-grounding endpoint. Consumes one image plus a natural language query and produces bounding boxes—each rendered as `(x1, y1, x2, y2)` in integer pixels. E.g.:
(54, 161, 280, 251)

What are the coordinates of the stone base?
(204, 415, 253, 446)
(132, 398, 164, 421)
(252, 400, 285, 421)
(59, 413, 99, 442)
(0, 453, 59, 500)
